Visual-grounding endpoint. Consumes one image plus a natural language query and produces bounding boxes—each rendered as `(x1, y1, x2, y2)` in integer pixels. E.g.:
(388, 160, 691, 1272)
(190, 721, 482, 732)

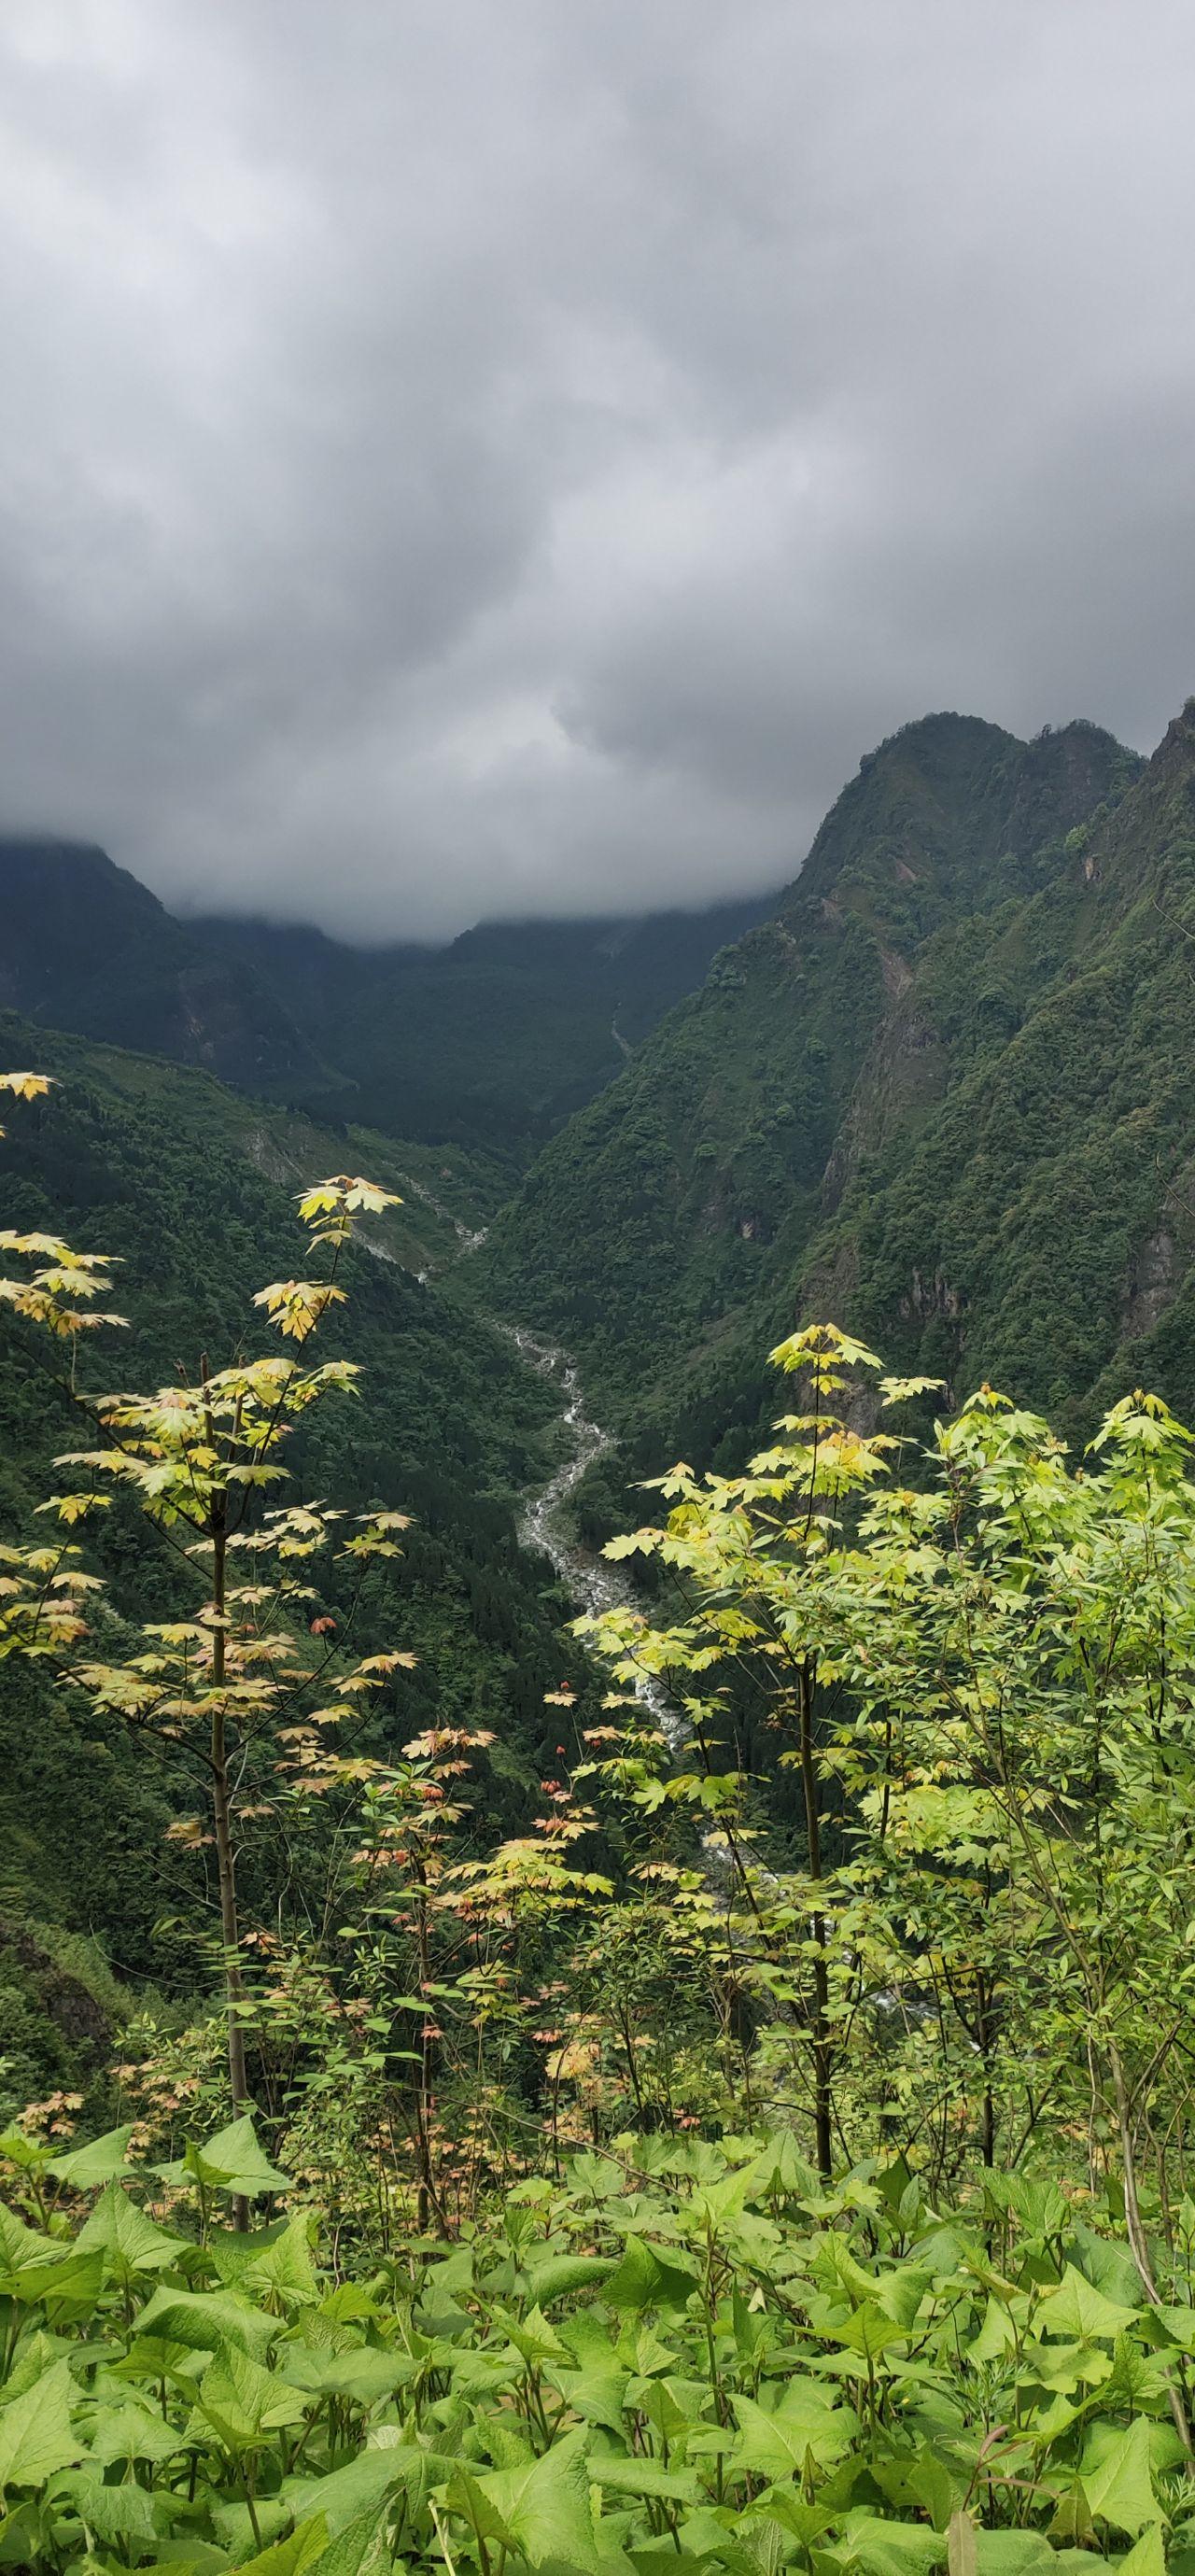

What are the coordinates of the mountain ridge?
(480, 707, 1153, 1513)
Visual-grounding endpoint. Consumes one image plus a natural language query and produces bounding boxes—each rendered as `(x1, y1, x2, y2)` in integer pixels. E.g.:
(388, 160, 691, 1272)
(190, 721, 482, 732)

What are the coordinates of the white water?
(363, 1192, 690, 1759)
(501, 1323, 690, 1761)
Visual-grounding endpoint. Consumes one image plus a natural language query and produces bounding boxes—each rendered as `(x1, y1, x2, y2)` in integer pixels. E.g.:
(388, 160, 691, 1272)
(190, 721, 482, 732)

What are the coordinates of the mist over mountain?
(15, 2, 1195, 2473)
(5, 6, 1195, 940)
(0, 834, 772, 1155)
(8, 687, 1195, 2239)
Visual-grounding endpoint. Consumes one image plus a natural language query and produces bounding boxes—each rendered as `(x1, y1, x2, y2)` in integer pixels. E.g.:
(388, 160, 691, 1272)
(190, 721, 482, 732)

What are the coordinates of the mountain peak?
(787, 708, 1136, 930)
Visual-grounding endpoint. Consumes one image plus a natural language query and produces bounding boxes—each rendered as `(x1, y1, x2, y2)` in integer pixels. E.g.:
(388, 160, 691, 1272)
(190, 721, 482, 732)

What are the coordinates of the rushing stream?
(500, 1323, 690, 1761)
(369, 1180, 692, 1761)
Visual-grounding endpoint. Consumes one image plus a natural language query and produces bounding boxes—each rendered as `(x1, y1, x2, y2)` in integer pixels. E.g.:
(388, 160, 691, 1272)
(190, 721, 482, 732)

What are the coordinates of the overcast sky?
(2, 2, 1194, 941)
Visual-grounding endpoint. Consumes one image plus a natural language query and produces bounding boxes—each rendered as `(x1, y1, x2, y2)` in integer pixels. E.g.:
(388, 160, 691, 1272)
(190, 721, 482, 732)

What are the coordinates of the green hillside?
(0, 839, 330, 1099)
(822, 702, 1195, 1433)
(0, 1018, 597, 2103)
(195, 896, 775, 1158)
(482, 710, 1146, 1512)
(0, 839, 773, 1166)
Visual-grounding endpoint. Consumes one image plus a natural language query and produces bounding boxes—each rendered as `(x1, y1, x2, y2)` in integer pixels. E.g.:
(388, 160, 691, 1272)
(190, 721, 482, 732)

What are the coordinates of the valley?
(14, 19, 1195, 2557)
(10, 702, 1195, 2560)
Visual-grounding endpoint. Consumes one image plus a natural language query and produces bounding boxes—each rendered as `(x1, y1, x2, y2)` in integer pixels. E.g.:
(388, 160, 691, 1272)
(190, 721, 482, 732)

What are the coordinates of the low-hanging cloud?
(2, 0, 1194, 941)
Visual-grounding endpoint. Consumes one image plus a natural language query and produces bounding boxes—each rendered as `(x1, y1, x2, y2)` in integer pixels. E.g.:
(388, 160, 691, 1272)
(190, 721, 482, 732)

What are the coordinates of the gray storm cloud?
(1, 0, 1193, 940)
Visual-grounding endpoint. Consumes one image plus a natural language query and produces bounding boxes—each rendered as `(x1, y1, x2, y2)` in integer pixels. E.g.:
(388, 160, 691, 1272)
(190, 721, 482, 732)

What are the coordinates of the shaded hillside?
(0, 831, 776, 1162)
(0, 838, 329, 1097)
(482, 711, 1146, 1504)
(195, 894, 776, 1156)
(0, 1017, 596, 2091)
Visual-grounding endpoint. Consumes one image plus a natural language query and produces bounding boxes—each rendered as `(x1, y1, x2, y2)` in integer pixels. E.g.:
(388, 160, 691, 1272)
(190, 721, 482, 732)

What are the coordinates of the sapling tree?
(583, 1321, 1195, 2249)
(0, 1074, 415, 2174)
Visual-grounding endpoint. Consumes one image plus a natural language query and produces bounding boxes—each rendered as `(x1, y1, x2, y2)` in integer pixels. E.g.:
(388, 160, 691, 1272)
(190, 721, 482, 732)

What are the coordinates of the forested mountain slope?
(822, 701, 1195, 1433)
(482, 709, 1150, 1505)
(0, 833, 774, 1165)
(0, 1017, 595, 2101)
(194, 895, 774, 1156)
(0, 839, 330, 1098)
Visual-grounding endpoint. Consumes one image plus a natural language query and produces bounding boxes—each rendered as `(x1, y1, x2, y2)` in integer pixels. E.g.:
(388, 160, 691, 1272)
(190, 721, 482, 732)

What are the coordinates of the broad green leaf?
(463, 2428, 601, 2570)
(207, 2218, 291, 2287)
(1069, 2223, 1143, 2311)
(870, 2264, 933, 2330)
(212, 2496, 294, 2559)
(87, 2400, 188, 2468)
(499, 2301, 573, 2366)
(682, 2500, 784, 2571)
(136, 2284, 276, 2358)
(633, 2372, 709, 2442)
(840, 2513, 947, 2576)
(526, 2253, 612, 2306)
(191, 2342, 307, 2451)
(184, 2114, 292, 2198)
(874, 2448, 960, 2533)
(746, 2488, 836, 2551)
(117, 2331, 209, 2391)
(972, 2537, 1056, 2576)
(7, 2245, 105, 2316)
(731, 2383, 858, 2480)
(1077, 2416, 1159, 2535)
(77, 2182, 183, 2277)
(241, 2214, 318, 2308)
(552, 2363, 629, 2435)
(0, 2204, 56, 2277)
(1155, 2304, 1195, 2349)
(148, 2547, 227, 2575)
(587, 2447, 698, 2502)
(0, 2328, 61, 2401)
(0, 2128, 54, 2177)
(232, 2513, 330, 2576)
(0, 2358, 82, 2489)
(966, 2297, 1016, 2364)
(278, 2346, 414, 2406)
(822, 2301, 911, 2362)
(47, 2123, 138, 2189)
(1118, 2526, 1166, 2576)
(283, 2447, 447, 2537)
(1038, 2265, 1140, 2342)
(312, 2501, 397, 2576)
(603, 2236, 697, 2316)
(57, 2467, 160, 2547)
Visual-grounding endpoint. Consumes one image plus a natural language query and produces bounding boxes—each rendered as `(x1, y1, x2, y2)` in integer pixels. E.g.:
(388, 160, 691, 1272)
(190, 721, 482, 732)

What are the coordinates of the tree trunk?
(797, 1659, 834, 2178)
(1108, 2035, 1194, 2464)
(208, 1501, 250, 2231)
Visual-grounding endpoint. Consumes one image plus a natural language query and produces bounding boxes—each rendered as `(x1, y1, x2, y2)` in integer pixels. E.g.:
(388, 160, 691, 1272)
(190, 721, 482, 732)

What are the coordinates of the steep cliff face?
(482, 712, 1143, 1474)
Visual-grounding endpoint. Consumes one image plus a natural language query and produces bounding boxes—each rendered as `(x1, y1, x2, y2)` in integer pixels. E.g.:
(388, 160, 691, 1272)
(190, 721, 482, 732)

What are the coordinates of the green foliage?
(1, 2119, 1194, 2570)
(195, 903, 777, 1159)
(481, 711, 1148, 1515)
(0, 1036, 604, 2103)
(576, 1322, 1195, 2234)
(0, 838, 331, 1100)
